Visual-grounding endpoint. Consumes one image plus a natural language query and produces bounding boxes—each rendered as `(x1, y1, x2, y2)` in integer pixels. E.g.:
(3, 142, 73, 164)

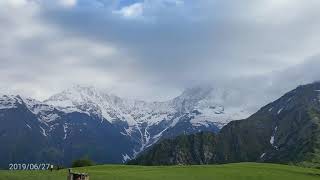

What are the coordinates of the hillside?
(130, 82, 320, 167)
(128, 132, 216, 165)
(0, 163, 319, 180)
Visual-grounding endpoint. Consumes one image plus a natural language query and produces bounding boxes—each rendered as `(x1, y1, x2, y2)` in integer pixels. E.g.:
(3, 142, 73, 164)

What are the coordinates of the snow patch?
(0, 95, 21, 109)
(40, 126, 47, 137)
(120, 132, 127, 136)
(63, 124, 68, 140)
(270, 126, 278, 148)
(170, 117, 181, 127)
(144, 128, 150, 146)
(122, 154, 131, 162)
(124, 126, 134, 136)
(270, 136, 275, 145)
(152, 127, 169, 140)
(21, 97, 61, 123)
(190, 106, 250, 129)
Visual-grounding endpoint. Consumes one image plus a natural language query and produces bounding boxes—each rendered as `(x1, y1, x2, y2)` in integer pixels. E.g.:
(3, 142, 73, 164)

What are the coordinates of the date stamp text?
(8, 163, 52, 170)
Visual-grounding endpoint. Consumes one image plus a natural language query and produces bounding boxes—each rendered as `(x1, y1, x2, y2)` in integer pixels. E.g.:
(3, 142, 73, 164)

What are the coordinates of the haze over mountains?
(0, 85, 251, 168)
(2, 81, 320, 168)
(130, 82, 320, 167)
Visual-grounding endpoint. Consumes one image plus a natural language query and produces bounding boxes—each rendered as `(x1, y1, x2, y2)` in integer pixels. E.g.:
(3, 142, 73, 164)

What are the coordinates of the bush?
(72, 158, 95, 167)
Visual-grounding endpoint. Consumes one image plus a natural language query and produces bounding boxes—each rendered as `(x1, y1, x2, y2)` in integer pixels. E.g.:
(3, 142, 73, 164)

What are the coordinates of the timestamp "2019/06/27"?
(8, 163, 52, 170)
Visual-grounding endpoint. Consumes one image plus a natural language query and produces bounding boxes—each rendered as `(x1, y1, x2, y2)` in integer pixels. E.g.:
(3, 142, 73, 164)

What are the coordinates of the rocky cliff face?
(128, 132, 217, 165)
(129, 82, 320, 167)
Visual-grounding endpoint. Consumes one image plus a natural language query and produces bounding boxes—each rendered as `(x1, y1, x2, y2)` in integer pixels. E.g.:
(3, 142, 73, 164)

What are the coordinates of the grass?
(0, 163, 319, 180)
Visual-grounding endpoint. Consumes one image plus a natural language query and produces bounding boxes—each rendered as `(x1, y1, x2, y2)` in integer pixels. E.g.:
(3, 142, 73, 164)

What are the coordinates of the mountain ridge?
(0, 85, 250, 167)
(129, 82, 320, 167)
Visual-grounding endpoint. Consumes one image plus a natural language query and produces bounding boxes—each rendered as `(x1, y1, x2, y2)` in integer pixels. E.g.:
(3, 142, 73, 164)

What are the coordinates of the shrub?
(71, 158, 95, 167)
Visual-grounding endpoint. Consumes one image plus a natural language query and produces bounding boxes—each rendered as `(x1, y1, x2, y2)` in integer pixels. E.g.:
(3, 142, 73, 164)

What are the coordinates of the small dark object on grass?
(68, 169, 89, 180)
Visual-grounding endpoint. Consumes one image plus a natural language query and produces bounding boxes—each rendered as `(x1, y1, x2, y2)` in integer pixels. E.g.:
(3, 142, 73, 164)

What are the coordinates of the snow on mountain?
(44, 85, 175, 126)
(44, 85, 250, 128)
(45, 85, 118, 122)
(0, 94, 60, 123)
(170, 86, 251, 128)
(0, 95, 22, 109)
(0, 95, 61, 141)
(42, 85, 253, 158)
(0, 85, 253, 160)
(22, 97, 60, 123)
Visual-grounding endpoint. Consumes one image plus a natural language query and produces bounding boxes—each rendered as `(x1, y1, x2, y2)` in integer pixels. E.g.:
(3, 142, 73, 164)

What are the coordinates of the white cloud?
(115, 3, 144, 18)
(0, 0, 320, 103)
(0, 2, 131, 100)
(113, 0, 185, 19)
(0, 0, 28, 7)
(58, 0, 77, 7)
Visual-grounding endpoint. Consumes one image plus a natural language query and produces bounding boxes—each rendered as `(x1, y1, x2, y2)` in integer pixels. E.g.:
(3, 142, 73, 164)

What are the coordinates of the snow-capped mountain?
(45, 85, 250, 128)
(44, 85, 251, 152)
(45, 85, 175, 126)
(130, 82, 320, 167)
(0, 85, 252, 167)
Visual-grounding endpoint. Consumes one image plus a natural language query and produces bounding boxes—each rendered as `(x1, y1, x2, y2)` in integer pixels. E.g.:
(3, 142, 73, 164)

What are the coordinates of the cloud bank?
(0, 0, 320, 108)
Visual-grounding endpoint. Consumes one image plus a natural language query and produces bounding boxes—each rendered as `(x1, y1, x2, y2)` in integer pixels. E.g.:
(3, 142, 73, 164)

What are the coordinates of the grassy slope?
(0, 163, 319, 180)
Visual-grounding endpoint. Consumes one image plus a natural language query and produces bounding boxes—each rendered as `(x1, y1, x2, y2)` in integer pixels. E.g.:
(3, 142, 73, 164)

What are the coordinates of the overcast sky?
(1, 0, 320, 107)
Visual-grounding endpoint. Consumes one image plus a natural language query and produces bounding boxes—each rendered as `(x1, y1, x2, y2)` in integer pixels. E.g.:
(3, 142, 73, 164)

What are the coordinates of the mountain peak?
(45, 85, 115, 107)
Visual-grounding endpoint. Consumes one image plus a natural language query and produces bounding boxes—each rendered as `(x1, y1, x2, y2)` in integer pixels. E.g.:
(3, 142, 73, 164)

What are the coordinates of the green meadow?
(0, 163, 319, 180)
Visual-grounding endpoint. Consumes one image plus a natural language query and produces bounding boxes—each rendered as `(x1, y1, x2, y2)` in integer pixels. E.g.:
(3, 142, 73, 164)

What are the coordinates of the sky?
(0, 0, 320, 107)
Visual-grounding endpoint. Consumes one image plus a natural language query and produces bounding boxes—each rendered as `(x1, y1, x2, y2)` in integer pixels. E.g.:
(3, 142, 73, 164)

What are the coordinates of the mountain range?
(0, 85, 250, 168)
(129, 82, 320, 168)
